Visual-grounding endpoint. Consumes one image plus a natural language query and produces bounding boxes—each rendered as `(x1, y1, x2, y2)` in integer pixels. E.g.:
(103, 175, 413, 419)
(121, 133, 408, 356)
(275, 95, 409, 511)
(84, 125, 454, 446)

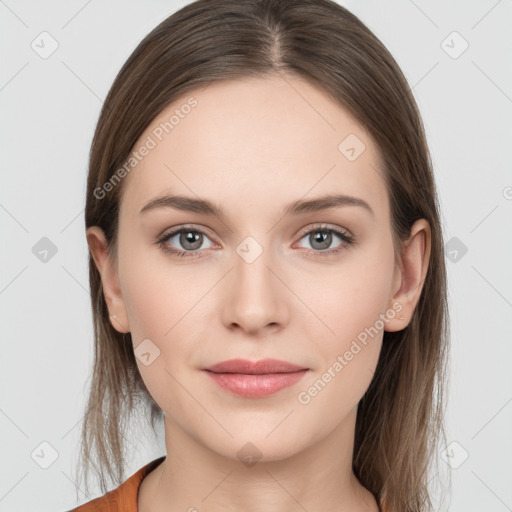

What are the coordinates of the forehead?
(120, 74, 388, 219)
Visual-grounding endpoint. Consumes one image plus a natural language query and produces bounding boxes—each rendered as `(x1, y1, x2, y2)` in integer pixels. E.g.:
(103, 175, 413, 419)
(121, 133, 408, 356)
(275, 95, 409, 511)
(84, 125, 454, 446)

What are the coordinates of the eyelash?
(156, 224, 355, 259)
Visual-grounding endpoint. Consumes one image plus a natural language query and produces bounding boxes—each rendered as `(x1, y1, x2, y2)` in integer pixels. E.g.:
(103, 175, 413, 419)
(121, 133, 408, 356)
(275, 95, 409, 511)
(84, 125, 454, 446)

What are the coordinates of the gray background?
(1, 0, 511, 511)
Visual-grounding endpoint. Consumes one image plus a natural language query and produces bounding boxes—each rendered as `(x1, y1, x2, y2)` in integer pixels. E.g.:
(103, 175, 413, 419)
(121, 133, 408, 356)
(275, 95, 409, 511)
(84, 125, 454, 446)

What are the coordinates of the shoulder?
(67, 456, 166, 512)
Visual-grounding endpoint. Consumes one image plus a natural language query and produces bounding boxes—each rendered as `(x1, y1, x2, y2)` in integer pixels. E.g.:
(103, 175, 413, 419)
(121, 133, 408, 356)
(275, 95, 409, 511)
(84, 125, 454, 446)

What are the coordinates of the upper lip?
(203, 358, 308, 374)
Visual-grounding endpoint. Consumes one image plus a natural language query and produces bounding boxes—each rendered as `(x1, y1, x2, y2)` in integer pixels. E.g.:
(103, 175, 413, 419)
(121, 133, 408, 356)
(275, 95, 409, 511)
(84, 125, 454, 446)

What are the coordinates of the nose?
(221, 242, 288, 337)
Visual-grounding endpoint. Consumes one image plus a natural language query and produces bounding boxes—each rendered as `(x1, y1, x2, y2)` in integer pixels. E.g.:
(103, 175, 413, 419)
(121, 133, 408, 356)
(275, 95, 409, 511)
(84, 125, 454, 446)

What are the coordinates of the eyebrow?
(139, 193, 374, 220)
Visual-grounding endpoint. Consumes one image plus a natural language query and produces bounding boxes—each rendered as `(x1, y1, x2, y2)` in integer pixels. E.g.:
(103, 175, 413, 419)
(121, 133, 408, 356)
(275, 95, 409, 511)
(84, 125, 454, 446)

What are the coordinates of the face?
(101, 74, 405, 461)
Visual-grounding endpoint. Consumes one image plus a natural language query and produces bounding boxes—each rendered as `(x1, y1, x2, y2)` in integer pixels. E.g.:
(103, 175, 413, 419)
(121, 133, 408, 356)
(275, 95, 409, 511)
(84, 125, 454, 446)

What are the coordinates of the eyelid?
(157, 223, 215, 239)
(295, 222, 352, 239)
(159, 222, 352, 241)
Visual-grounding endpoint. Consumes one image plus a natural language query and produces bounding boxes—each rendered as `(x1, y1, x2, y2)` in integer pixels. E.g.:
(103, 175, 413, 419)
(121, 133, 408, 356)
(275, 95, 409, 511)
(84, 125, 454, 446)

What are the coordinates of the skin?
(87, 73, 431, 512)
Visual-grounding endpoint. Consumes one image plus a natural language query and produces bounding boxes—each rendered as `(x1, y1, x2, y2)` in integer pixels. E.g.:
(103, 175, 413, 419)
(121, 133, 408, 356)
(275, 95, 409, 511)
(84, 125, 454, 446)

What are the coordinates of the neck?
(138, 406, 379, 512)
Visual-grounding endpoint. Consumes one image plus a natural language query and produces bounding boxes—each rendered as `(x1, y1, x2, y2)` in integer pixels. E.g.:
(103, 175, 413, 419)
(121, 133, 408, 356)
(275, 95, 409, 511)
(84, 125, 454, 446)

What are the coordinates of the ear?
(86, 226, 130, 333)
(385, 219, 431, 332)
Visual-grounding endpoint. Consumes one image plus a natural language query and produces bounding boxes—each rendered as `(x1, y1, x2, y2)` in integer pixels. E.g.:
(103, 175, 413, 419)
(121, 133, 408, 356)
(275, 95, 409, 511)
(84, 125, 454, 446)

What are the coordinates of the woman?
(71, 0, 450, 511)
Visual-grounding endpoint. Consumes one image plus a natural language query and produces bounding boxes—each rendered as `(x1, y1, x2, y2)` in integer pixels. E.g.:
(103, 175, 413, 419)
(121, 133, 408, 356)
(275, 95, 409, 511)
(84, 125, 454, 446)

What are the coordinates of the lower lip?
(203, 370, 308, 398)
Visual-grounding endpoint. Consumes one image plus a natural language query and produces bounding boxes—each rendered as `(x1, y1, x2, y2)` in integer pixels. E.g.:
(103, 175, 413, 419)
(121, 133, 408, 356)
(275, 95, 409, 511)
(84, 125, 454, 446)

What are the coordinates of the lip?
(202, 358, 309, 398)
(204, 358, 308, 374)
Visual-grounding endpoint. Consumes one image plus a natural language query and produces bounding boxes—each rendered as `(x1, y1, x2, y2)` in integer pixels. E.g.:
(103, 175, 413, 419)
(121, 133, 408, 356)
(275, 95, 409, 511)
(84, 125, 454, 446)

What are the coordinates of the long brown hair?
(79, 1, 451, 510)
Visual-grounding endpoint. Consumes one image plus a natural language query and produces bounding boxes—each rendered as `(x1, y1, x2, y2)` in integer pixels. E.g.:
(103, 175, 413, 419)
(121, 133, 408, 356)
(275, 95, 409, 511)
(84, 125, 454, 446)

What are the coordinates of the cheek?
(291, 240, 395, 403)
(119, 238, 205, 341)
(293, 275, 389, 429)
(117, 247, 213, 404)
(120, 270, 196, 418)
(122, 274, 171, 343)
(296, 249, 395, 352)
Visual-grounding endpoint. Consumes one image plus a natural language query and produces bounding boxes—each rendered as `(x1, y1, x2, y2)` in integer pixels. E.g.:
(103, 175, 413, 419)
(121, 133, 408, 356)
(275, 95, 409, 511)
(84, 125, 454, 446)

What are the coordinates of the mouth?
(202, 358, 309, 398)
(203, 358, 309, 374)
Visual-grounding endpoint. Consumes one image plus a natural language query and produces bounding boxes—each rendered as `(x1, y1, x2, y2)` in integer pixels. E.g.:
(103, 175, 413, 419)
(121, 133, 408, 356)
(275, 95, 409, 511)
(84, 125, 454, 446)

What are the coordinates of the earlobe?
(86, 226, 131, 333)
(385, 219, 431, 332)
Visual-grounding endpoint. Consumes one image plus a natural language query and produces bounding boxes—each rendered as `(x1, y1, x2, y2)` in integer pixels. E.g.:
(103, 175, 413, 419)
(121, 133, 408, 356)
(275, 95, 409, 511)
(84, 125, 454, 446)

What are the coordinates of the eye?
(156, 223, 355, 259)
(157, 226, 214, 258)
(295, 224, 355, 257)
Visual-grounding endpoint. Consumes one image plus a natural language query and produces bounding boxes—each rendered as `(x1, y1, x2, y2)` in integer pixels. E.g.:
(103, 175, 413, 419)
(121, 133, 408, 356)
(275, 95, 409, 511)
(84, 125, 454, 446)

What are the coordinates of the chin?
(201, 428, 312, 466)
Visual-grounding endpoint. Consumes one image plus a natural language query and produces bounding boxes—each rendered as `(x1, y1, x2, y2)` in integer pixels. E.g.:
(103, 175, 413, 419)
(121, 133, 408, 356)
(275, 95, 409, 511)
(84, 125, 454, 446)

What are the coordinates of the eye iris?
(180, 231, 202, 250)
(311, 231, 331, 250)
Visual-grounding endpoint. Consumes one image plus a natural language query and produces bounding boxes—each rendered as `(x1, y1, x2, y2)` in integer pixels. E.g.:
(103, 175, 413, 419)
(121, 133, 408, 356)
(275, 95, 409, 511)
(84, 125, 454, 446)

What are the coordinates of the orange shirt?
(69, 456, 166, 511)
